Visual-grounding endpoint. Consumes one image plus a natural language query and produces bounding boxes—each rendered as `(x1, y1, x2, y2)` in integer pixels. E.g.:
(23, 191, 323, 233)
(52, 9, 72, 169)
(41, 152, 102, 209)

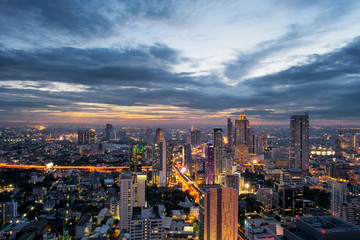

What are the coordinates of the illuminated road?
(0, 163, 151, 172)
(173, 165, 200, 202)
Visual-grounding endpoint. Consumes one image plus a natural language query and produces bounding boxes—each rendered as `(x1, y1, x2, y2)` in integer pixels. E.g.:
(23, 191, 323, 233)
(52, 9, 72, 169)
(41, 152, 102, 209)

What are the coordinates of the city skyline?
(1, 1, 360, 126)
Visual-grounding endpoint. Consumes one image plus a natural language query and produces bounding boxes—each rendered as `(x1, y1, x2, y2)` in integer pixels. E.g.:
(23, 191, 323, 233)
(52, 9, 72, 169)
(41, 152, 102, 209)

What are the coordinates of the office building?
(289, 113, 309, 172)
(203, 143, 215, 185)
(0, 202, 17, 223)
(213, 128, 224, 181)
(199, 186, 238, 240)
(130, 206, 165, 240)
(275, 185, 303, 217)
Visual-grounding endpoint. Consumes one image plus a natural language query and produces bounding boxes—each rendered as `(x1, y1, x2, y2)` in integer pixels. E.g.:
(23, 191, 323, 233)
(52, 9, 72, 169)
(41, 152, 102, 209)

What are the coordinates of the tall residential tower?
(289, 113, 309, 172)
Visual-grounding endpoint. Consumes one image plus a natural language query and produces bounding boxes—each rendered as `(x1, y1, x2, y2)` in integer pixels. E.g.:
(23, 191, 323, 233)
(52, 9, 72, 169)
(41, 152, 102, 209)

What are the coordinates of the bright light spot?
(245, 183, 249, 188)
(181, 167, 186, 173)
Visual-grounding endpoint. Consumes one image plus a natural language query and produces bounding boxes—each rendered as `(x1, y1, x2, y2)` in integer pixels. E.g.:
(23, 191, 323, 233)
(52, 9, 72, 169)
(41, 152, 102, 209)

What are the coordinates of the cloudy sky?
(1, 0, 360, 126)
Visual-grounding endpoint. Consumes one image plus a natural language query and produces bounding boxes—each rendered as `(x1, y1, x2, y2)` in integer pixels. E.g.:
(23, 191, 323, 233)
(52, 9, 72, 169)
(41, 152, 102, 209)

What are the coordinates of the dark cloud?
(0, 0, 182, 48)
(0, 37, 360, 124)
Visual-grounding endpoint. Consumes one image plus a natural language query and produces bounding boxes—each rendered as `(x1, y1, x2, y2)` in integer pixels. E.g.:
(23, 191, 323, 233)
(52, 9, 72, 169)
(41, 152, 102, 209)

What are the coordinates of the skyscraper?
(0, 202, 18, 223)
(203, 143, 215, 185)
(119, 173, 134, 232)
(213, 128, 223, 182)
(78, 130, 84, 145)
(89, 129, 95, 143)
(145, 128, 153, 146)
(134, 173, 146, 208)
(227, 116, 233, 148)
(199, 186, 238, 240)
(234, 113, 249, 146)
(105, 123, 113, 141)
(257, 131, 267, 154)
(152, 141, 167, 187)
(130, 145, 143, 172)
(190, 127, 201, 146)
(289, 113, 309, 172)
(331, 180, 348, 216)
(155, 128, 165, 144)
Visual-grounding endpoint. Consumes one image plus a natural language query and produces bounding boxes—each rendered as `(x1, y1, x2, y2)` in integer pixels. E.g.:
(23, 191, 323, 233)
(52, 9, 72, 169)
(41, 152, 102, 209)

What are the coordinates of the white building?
(331, 180, 348, 216)
(119, 173, 135, 232)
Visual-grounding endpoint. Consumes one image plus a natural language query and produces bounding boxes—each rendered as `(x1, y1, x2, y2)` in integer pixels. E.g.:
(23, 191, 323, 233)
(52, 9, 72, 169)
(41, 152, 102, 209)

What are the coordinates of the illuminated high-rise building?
(213, 128, 223, 181)
(84, 130, 90, 144)
(134, 173, 146, 208)
(155, 128, 165, 144)
(89, 129, 95, 143)
(227, 116, 233, 148)
(166, 143, 174, 184)
(203, 143, 215, 185)
(119, 173, 134, 232)
(234, 114, 250, 146)
(257, 131, 267, 154)
(184, 144, 193, 171)
(0, 202, 17, 223)
(289, 113, 309, 172)
(351, 133, 360, 152)
(130, 145, 143, 172)
(199, 186, 238, 240)
(152, 141, 167, 187)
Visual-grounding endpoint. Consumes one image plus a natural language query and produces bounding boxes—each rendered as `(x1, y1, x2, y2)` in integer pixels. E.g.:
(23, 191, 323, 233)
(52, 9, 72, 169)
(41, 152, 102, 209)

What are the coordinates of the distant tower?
(289, 113, 309, 172)
(213, 128, 223, 181)
(78, 130, 84, 144)
(190, 128, 201, 146)
(145, 128, 153, 146)
(105, 124, 113, 141)
(234, 114, 251, 166)
(155, 128, 165, 144)
(152, 141, 167, 187)
(234, 114, 249, 146)
(257, 131, 267, 154)
(89, 129, 95, 143)
(227, 116, 233, 148)
(199, 186, 238, 240)
(84, 130, 90, 144)
(203, 143, 215, 185)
